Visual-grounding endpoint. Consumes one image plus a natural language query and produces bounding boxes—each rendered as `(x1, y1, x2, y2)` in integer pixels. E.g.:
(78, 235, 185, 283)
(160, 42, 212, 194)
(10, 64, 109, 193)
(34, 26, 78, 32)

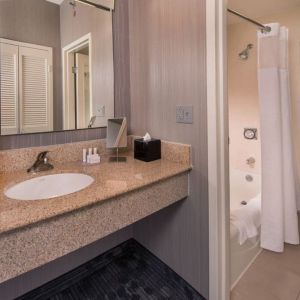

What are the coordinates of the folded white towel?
(230, 194, 262, 245)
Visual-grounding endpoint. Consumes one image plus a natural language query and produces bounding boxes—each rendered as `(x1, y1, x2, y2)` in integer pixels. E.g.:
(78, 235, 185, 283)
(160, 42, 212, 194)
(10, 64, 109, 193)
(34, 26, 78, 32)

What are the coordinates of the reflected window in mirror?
(0, 0, 114, 136)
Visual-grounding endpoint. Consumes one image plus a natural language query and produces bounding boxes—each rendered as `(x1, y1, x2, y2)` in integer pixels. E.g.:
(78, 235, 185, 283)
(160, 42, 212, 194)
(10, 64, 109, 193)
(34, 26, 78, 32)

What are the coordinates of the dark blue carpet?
(17, 239, 205, 300)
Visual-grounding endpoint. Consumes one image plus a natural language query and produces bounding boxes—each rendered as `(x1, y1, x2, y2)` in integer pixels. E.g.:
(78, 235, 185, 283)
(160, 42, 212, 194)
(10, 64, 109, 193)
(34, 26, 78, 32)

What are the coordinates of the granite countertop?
(0, 153, 191, 235)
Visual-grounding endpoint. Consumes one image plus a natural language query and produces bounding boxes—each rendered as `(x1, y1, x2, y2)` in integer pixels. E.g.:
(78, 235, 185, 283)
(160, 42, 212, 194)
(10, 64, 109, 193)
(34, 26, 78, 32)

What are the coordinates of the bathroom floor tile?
(232, 244, 300, 300)
(230, 290, 249, 300)
(17, 239, 204, 300)
(267, 244, 300, 276)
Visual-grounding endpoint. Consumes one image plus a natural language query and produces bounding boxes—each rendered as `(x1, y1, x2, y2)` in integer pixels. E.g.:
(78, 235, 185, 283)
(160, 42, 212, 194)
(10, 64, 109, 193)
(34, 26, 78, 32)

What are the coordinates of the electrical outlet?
(176, 105, 193, 124)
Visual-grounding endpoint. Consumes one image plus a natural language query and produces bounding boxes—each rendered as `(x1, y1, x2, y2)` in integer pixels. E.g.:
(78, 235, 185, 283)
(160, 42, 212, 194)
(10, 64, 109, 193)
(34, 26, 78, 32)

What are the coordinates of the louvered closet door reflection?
(19, 46, 53, 133)
(0, 43, 19, 135)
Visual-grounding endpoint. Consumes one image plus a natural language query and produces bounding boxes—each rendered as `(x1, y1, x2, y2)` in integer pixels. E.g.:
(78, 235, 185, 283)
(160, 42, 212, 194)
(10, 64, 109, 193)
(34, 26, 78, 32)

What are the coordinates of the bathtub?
(230, 169, 262, 288)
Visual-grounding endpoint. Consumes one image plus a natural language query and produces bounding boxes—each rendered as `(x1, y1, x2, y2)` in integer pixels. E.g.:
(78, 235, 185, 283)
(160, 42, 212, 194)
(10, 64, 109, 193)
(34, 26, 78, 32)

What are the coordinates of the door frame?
(206, 0, 230, 300)
(75, 53, 90, 129)
(62, 33, 93, 130)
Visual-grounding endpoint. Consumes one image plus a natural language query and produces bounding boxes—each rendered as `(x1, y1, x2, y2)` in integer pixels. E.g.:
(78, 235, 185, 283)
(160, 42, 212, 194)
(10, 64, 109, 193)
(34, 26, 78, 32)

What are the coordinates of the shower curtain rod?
(227, 8, 271, 33)
(74, 0, 111, 11)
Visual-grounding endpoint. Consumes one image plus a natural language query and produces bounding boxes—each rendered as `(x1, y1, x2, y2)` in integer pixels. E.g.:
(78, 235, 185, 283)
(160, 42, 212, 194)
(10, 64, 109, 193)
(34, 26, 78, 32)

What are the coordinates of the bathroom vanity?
(0, 138, 191, 285)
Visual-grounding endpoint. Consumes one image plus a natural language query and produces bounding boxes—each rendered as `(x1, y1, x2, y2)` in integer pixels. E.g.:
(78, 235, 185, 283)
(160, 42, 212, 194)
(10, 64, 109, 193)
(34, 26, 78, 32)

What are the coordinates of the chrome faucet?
(88, 115, 96, 128)
(27, 151, 54, 173)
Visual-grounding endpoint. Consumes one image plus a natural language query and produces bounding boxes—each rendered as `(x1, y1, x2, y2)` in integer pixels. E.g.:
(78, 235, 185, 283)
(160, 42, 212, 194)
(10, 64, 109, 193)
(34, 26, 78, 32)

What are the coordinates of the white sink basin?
(5, 173, 94, 201)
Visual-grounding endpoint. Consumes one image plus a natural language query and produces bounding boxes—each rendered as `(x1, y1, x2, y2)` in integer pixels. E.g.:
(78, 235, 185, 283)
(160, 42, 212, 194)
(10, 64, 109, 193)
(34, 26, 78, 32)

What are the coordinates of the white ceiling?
(228, 0, 300, 24)
(46, 0, 64, 5)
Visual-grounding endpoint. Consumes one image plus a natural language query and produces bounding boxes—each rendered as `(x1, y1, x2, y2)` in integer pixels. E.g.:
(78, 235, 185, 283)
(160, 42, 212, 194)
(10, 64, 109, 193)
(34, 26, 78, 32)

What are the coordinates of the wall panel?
(128, 0, 209, 297)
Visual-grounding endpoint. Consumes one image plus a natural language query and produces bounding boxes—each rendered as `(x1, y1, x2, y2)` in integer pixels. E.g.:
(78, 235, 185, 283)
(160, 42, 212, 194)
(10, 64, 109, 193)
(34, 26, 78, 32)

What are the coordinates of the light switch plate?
(176, 105, 193, 124)
(96, 105, 105, 117)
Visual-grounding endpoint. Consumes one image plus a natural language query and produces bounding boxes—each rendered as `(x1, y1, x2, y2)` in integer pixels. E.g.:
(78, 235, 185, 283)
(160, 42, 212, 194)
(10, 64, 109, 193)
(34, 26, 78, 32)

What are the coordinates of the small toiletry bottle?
(83, 149, 87, 163)
(88, 148, 92, 163)
(93, 147, 97, 155)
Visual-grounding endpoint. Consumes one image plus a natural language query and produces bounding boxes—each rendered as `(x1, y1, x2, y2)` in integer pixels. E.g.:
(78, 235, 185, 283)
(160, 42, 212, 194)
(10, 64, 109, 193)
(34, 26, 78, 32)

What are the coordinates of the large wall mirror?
(0, 0, 114, 135)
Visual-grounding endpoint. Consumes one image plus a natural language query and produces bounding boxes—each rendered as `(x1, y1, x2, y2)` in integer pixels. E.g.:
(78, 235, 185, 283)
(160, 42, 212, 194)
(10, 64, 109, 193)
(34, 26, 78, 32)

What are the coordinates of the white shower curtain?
(258, 23, 299, 252)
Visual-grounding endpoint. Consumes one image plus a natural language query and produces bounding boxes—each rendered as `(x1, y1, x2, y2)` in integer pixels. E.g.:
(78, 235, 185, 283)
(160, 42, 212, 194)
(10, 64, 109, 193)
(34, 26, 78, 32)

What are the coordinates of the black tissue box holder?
(134, 138, 161, 162)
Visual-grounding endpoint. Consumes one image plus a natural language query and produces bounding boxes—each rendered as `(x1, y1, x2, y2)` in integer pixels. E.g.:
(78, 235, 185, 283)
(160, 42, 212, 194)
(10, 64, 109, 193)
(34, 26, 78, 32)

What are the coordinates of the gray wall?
(60, 0, 114, 129)
(128, 0, 209, 297)
(113, 0, 131, 133)
(0, 0, 131, 150)
(0, 0, 63, 130)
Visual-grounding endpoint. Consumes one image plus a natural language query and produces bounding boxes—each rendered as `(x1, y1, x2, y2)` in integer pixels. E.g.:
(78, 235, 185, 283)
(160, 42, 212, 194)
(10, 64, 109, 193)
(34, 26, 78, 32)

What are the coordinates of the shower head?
(239, 44, 253, 60)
